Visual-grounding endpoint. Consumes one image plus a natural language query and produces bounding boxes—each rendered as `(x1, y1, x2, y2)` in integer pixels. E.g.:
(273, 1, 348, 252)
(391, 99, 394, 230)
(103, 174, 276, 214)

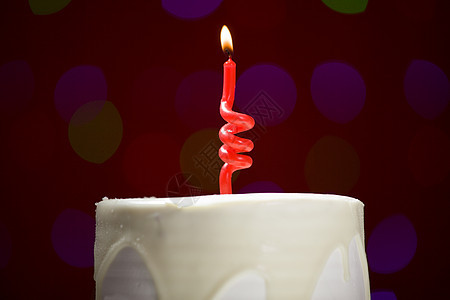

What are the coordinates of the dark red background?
(1, 0, 449, 299)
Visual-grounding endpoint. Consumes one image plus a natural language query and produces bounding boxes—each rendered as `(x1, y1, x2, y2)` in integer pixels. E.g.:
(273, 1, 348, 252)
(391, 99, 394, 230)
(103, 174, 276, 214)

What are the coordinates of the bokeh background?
(1, 0, 449, 299)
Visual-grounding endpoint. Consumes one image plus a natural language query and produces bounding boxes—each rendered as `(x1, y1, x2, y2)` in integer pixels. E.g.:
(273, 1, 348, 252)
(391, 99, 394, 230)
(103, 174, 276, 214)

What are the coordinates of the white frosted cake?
(94, 193, 370, 300)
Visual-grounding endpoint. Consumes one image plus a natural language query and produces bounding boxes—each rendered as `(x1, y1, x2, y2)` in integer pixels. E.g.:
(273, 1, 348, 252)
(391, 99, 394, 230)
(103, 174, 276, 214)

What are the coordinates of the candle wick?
(224, 48, 232, 58)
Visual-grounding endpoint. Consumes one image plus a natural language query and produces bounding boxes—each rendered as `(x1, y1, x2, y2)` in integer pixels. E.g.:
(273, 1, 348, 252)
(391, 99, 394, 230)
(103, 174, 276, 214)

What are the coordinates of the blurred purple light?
(235, 64, 297, 127)
(51, 209, 95, 268)
(371, 290, 397, 300)
(54, 65, 107, 122)
(162, 0, 223, 19)
(404, 59, 449, 120)
(238, 181, 284, 194)
(367, 214, 417, 274)
(311, 62, 366, 123)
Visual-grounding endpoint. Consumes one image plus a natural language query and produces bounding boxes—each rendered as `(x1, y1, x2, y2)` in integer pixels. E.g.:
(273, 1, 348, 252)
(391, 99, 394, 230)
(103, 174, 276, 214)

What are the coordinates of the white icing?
(94, 193, 370, 300)
(101, 247, 157, 300)
(215, 272, 266, 300)
(311, 236, 367, 300)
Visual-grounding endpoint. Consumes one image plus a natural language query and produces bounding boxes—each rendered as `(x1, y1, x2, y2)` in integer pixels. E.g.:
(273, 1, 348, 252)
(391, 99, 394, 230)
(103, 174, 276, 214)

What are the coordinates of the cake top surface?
(97, 193, 363, 208)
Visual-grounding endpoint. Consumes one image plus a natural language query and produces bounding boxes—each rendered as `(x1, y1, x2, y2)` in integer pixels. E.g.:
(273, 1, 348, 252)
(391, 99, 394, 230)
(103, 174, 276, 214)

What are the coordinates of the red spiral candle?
(219, 26, 255, 194)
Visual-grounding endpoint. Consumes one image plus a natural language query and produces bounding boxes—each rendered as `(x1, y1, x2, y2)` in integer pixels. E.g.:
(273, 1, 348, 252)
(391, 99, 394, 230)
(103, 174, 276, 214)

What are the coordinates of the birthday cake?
(94, 193, 370, 299)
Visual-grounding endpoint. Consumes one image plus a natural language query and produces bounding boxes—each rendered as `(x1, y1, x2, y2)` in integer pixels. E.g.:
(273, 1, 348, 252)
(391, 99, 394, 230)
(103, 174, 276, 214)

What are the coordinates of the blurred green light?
(29, 0, 71, 15)
(322, 0, 368, 14)
(69, 101, 123, 164)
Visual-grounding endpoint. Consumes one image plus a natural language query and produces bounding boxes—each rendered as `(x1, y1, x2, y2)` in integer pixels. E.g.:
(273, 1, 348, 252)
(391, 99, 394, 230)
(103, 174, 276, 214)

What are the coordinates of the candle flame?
(220, 25, 233, 57)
